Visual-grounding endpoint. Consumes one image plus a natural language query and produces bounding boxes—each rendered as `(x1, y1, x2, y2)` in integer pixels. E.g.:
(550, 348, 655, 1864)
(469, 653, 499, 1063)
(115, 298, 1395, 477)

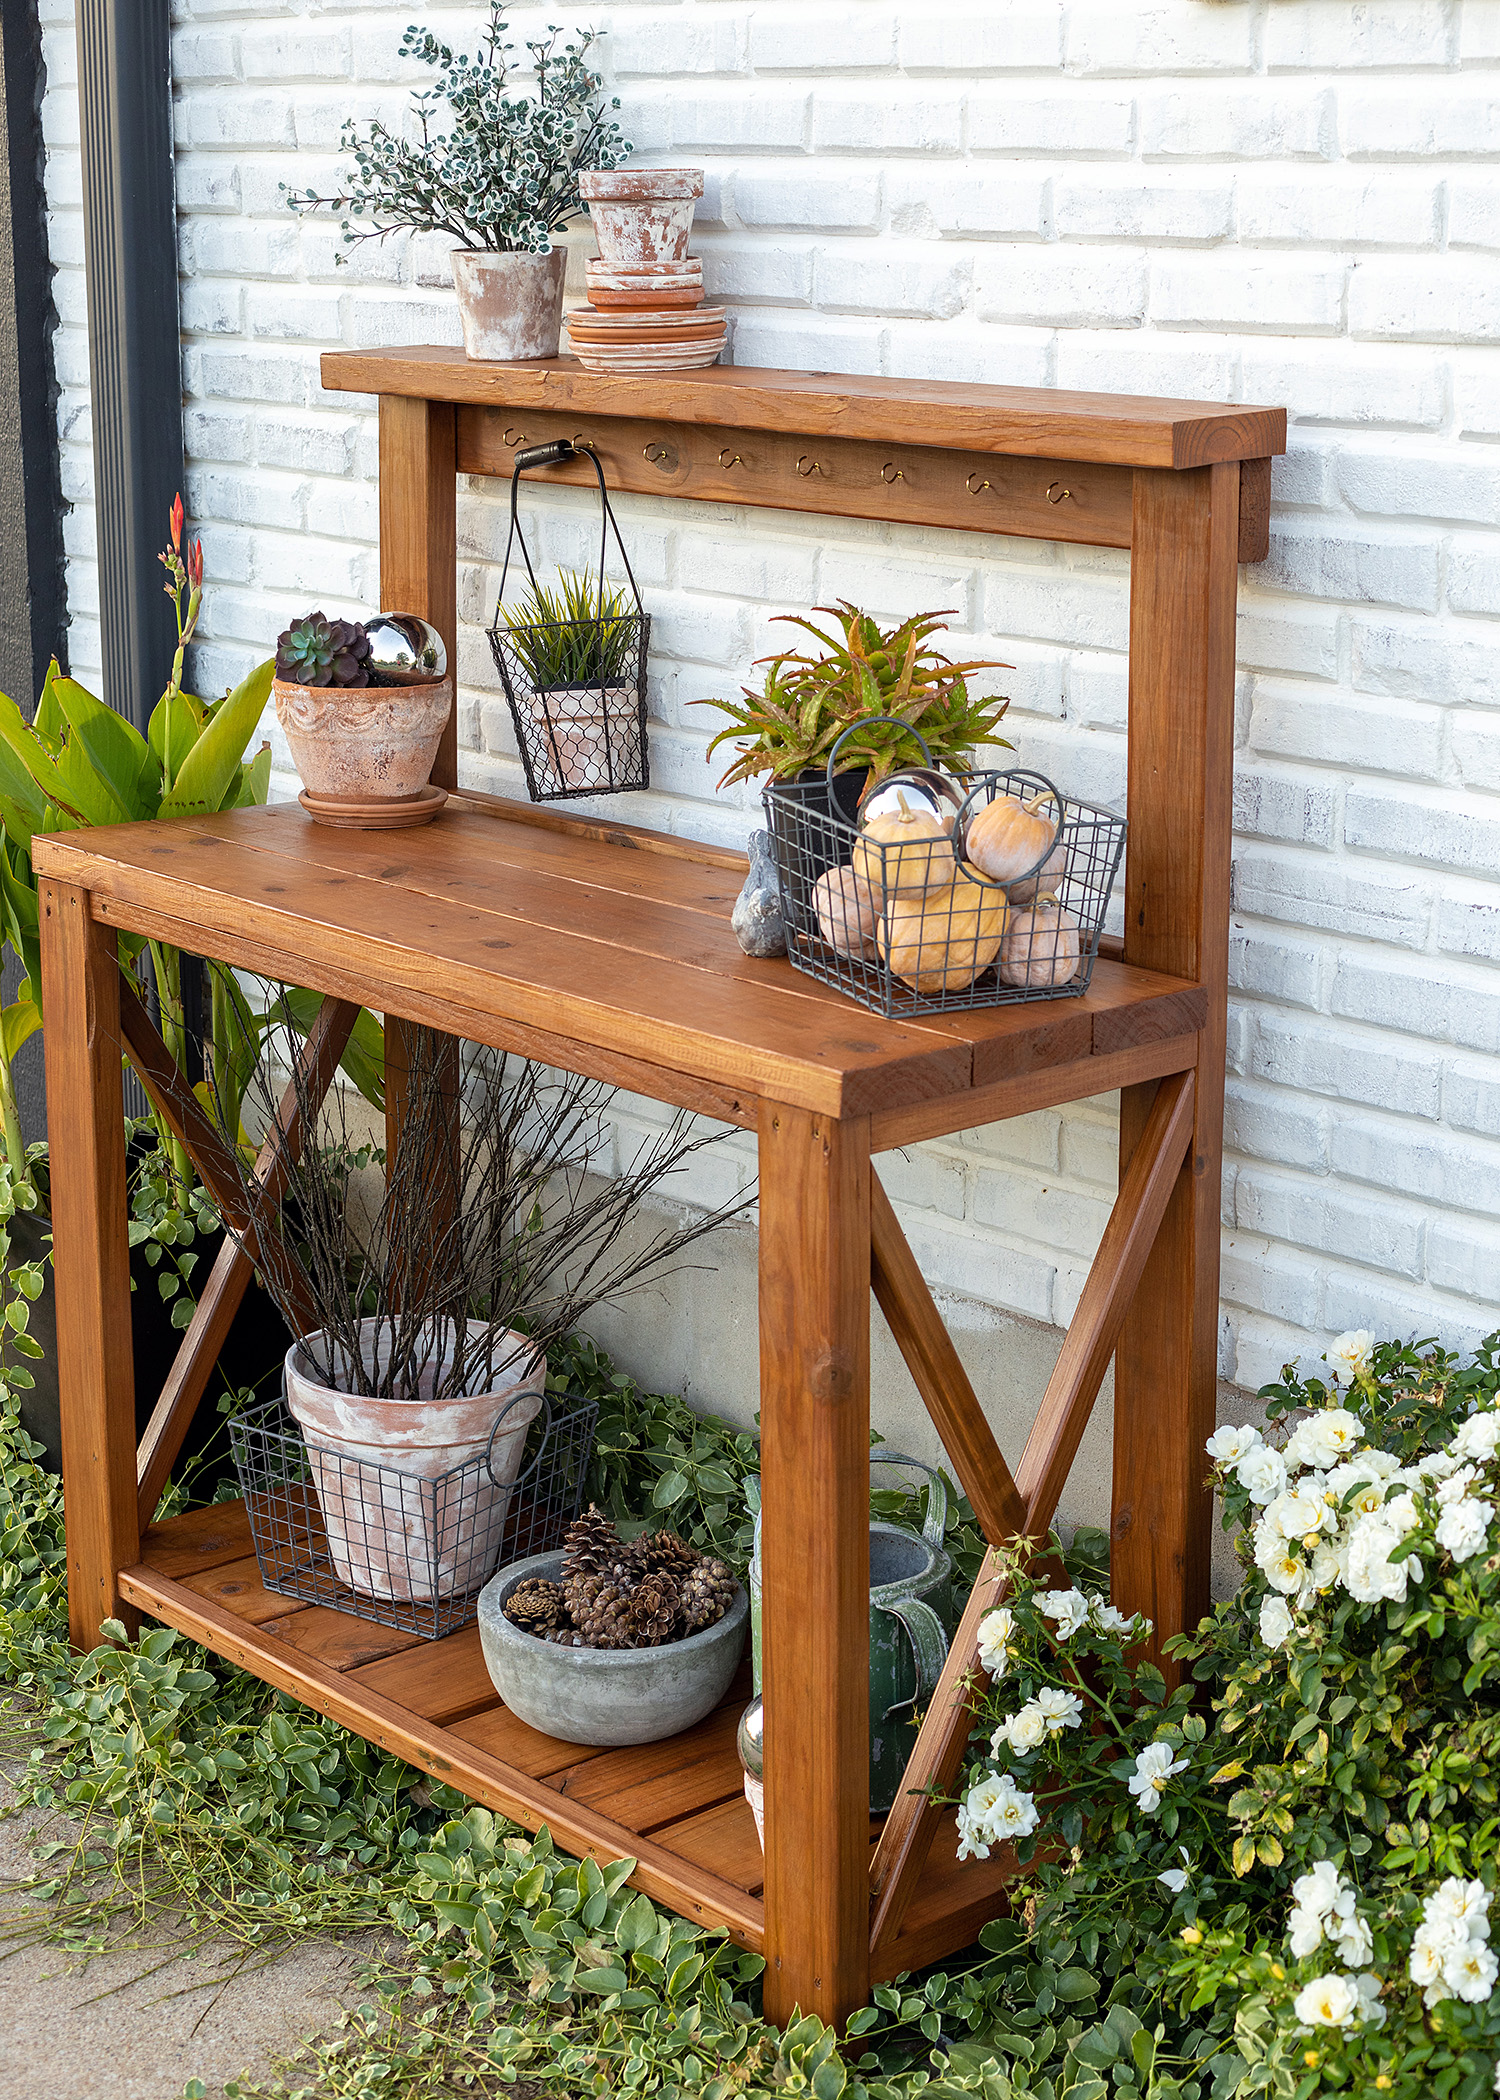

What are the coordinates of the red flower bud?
(187, 538, 204, 588)
(170, 492, 184, 551)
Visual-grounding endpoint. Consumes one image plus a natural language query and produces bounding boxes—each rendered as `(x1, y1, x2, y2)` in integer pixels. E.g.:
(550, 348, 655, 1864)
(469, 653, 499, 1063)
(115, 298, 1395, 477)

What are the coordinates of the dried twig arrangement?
(203, 976, 751, 1401)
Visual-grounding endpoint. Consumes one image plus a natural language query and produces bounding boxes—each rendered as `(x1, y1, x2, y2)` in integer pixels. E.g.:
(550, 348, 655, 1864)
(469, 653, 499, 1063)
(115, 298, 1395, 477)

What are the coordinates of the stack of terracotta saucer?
(572, 169, 726, 373)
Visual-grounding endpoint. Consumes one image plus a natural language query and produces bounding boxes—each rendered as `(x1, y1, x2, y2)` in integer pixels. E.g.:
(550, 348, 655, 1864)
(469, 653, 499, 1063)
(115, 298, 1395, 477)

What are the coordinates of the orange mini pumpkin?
(879, 869, 1009, 994)
(999, 898, 1081, 989)
(851, 790, 955, 896)
(964, 789, 1059, 888)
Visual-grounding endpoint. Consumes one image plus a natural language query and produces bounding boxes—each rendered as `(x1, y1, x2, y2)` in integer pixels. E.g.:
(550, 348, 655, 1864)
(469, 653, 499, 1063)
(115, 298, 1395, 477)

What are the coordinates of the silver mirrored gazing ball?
(366, 611, 447, 685)
(858, 766, 967, 833)
(737, 1695, 763, 1780)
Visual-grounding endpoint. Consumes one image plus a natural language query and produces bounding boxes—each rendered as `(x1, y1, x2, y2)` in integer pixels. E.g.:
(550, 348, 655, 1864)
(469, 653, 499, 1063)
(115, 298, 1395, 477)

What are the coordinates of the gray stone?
(730, 830, 786, 957)
(477, 1551, 748, 1746)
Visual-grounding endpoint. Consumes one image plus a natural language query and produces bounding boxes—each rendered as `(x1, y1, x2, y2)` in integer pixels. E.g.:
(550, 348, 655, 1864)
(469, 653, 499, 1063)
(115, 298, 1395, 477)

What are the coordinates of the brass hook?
(503, 426, 528, 447)
(880, 462, 906, 485)
(718, 448, 744, 470)
(966, 472, 992, 496)
(1045, 482, 1072, 504)
(795, 454, 828, 479)
(642, 441, 670, 463)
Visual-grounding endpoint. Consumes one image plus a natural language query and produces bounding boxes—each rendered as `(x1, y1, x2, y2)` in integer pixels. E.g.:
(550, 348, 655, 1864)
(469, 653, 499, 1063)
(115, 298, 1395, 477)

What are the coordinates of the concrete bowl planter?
(477, 1550, 748, 1746)
(450, 248, 566, 361)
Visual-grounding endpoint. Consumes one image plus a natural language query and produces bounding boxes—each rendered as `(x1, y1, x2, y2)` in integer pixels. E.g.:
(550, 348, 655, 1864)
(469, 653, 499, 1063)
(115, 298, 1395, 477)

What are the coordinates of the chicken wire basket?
(764, 724, 1127, 1019)
(230, 1385, 599, 1641)
(487, 438, 650, 801)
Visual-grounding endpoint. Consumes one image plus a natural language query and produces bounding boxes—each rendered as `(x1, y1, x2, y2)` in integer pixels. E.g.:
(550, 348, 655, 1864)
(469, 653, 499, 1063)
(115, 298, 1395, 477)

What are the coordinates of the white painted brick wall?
(34, 0, 1500, 1392)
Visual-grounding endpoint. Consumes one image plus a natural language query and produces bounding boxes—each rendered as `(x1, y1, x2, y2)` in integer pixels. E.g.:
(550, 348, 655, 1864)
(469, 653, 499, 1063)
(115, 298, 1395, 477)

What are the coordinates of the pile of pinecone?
(503, 1505, 737, 1650)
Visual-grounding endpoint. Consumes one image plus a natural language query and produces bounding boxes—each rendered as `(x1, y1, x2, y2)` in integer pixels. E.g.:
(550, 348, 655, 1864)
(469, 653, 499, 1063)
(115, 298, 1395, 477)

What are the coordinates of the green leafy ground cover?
(5, 1297, 1500, 2098)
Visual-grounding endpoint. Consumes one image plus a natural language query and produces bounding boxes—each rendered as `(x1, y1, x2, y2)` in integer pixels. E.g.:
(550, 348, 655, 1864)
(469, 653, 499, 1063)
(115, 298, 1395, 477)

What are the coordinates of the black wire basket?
(230, 1385, 599, 1641)
(487, 438, 650, 801)
(764, 723, 1127, 1019)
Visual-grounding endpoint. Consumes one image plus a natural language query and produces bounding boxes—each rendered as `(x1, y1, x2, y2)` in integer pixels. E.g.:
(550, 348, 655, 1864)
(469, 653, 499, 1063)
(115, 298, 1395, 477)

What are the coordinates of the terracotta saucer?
(571, 343, 727, 372)
(583, 285, 706, 310)
(586, 256, 702, 284)
(299, 784, 448, 830)
(569, 303, 726, 332)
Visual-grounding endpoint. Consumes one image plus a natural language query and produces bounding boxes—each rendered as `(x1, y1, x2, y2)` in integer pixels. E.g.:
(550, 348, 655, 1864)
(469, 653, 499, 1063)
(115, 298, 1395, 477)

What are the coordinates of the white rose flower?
(1127, 1740, 1187, 1815)
(1088, 1593, 1137, 1639)
(1206, 1422, 1262, 1464)
(1343, 1515, 1414, 1604)
(1035, 1686, 1084, 1732)
(1036, 1588, 1090, 1639)
(1266, 1486, 1330, 1542)
(1287, 1904, 1325, 1958)
(1287, 1407, 1365, 1470)
(1292, 1861, 1343, 1920)
(1258, 1539, 1305, 1595)
(1409, 1929, 1446, 1992)
(982, 1775, 1039, 1842)
(1436, 1497, 1493, 1564)
(1325, 1461, 1387, 1518)
(1235, 1443, 1289, 1505)
(976, 1606, 1017, 1678)
(1444, 1940, 1499, 2005)
(1293, 1973, 1361, 2028)
(1326, 1330, 1374, 1387)
(1258, 1594, 1294, 1650)
(955, 1774, 1010, 1860)
(993, 1701, 1049, 1756)
(1307, 1541, 1344, 1593)
(1428, 1876, 1490, 1940)
(1332, 1909, 1374, 1968)
(1158, 1845, 1193, 1895)
(1435, 1463, 1478, 1505)
(1354, 1974, 1386, 2028)
(1382, 1490, 1420, 1536)
(1421, 1450, 1462, 1483)
(1453, 1411, 1500, 1462)
(1363, 1449, 1400, 1478)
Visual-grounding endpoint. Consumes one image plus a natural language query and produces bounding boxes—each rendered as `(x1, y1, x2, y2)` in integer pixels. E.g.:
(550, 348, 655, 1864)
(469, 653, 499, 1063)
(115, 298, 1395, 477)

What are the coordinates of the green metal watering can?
(748, 1451, 954, 1814)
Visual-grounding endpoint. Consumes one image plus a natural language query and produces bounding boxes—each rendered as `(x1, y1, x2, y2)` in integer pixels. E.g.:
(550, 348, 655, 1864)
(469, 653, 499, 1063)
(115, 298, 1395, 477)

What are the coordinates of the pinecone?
(563, 1504, 626, 1581)
(626, 1569, 683, 1647)
(572, 1574, 635, 1650)
(623, 1528, 699, 1578)
(680, 1556, 737, 1633)
(503, 1576, 566, 1637)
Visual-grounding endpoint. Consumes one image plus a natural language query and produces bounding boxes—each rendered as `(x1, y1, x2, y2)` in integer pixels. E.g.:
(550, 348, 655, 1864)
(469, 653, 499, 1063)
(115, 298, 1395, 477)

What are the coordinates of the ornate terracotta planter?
(449, 248, 566, 361)
(274, 675, 450, 827)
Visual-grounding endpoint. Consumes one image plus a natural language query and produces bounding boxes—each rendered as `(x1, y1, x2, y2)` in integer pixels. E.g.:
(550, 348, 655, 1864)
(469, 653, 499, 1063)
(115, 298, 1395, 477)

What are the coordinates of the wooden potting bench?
(37, 352, 1284, 2030)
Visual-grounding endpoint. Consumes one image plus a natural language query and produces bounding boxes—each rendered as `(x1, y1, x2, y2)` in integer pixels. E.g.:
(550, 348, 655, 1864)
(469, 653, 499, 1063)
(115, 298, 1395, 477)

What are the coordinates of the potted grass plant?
(284, 7, 631, 362)
(494, 568, 648, 798)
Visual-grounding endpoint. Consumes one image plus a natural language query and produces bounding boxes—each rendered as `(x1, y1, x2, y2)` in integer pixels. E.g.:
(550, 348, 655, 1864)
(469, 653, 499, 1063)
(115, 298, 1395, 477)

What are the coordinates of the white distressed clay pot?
(450, 248, 566, 361)
(528, 685, 640, 794)
(274, 677, 450, 802)
(580, 168, 704, 266)
(285, 1320, 546, 1603)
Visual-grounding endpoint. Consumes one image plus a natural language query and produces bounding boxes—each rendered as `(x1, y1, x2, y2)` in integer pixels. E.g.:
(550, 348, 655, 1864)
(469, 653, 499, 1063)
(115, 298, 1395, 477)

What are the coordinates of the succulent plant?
(275, 612, 372, 689)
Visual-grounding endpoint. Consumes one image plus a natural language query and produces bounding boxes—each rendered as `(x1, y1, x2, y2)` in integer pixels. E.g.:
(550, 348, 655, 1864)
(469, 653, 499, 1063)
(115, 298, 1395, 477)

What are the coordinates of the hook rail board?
(38, 347, 1284, 2031)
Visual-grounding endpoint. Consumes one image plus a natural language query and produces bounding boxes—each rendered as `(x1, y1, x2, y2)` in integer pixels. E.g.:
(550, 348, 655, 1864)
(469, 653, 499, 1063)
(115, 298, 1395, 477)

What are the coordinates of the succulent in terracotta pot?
(273, 608, 452, 826)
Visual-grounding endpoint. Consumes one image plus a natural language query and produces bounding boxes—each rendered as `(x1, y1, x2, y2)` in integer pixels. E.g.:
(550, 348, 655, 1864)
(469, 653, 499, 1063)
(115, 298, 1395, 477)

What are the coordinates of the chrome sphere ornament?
(736, 1695, 763, 1780)
(366, 612, 447, 686)
(857, 766, 967, 833)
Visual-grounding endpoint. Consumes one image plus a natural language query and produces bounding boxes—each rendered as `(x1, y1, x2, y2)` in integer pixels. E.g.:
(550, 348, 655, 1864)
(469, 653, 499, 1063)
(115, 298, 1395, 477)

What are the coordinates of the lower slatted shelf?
(121, 1501, 1019, 1975)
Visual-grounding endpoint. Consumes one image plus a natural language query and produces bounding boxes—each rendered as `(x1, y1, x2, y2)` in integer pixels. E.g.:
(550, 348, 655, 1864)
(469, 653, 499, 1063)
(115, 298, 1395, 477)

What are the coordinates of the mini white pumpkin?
(999, 897, 1082, 989)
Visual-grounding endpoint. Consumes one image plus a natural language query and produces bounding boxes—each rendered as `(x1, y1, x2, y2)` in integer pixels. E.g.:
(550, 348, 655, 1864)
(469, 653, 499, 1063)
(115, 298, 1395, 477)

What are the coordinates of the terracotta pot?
(274, 676, 450, 802)
(449, 248, 566, 361)
(285, 1320, 546, 1602)
(527, 683, 641, 794)
(580, 168, 704, 266)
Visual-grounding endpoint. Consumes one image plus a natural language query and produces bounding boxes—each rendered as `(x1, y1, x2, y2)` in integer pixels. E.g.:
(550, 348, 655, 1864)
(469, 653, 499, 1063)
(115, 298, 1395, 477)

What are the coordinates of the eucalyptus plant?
(284, 9, 631, 255)
(699, 602, 1013, 794)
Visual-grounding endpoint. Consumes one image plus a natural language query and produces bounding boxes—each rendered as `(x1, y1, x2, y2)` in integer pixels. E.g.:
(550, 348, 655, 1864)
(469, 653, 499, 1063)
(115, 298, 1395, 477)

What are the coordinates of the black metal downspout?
(75, 0, 185, 735)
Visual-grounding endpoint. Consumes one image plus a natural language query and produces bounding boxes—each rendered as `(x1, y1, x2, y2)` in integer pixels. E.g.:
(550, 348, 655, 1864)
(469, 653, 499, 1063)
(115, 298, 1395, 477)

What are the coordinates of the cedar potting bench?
(37, 352, 1284, 2030)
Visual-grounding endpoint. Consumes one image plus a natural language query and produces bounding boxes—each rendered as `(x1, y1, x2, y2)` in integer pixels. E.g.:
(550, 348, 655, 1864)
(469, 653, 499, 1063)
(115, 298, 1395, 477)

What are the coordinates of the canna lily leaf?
(52, 676, 153, 820)
(32, 659, 67, 746)
(158, 659, 275, 819)
(0, 991, 41, 1066)
(232, 743, 273, 810)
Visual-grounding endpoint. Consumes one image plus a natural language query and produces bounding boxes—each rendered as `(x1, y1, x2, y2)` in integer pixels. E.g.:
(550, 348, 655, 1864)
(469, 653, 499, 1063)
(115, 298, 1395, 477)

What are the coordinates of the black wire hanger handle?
(496, 437, 644, 620)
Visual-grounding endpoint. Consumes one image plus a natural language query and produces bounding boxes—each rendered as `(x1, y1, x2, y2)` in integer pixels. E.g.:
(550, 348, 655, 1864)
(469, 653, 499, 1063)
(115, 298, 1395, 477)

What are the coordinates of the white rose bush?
(934, 1333, 1500, 2100)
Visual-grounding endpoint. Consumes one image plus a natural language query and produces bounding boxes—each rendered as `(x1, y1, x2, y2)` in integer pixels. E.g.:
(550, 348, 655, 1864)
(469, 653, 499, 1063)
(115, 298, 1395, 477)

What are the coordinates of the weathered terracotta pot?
(285, 1321, 546, 1603)
(274, 676, 450, 802)
(450, 248, 566, 361)
(528, 684, 640, 795)
(580, 168, 704, 266)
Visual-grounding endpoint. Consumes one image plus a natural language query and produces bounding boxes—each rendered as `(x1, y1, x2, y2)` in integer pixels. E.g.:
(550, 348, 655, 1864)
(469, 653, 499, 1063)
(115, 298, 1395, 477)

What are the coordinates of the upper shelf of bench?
(320, 348, 1286, 473)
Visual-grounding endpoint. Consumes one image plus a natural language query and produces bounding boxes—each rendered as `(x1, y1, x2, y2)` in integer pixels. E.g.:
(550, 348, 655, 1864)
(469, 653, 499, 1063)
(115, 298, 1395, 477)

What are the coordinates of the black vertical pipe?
(75, 0, 184, 733)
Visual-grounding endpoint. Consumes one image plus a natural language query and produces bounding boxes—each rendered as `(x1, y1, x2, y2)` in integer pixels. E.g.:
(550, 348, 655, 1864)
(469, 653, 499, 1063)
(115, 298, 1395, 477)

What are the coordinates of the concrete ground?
(0, 1753, 369, 2100)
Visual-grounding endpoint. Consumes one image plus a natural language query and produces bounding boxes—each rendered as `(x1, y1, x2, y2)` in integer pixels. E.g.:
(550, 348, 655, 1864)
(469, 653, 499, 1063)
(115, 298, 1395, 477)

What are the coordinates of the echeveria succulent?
(275, 613, 371, 689)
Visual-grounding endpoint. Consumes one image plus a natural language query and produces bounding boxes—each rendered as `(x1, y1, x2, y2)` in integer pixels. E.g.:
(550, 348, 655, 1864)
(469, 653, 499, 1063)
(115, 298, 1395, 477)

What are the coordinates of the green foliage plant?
(698, 603, 1013, 794)
(500, 568, 637, 691)
(283, 7, 631, 256)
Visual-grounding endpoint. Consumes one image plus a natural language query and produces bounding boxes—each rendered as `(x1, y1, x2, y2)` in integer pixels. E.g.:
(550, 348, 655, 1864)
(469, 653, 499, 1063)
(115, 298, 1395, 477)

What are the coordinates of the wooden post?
(759, 1102, 871, 2029)
(39, 880, 139, 1649)
(379, 392, 458, 789)
(1113, 463, 1240, 1657)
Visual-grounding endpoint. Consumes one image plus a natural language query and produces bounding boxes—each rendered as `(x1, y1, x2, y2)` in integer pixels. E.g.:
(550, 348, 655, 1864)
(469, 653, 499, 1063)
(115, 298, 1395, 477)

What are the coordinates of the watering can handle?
(870, 1449, 950, 1553)
(878, 1595, 949, 1722)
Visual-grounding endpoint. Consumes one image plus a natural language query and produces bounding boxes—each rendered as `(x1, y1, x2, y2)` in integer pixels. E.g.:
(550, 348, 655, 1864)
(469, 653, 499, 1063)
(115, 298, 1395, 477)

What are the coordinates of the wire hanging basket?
(764, 721, 1127, 1019)
(230, 1384, 599, 1641)
(487, 438, 650, 801)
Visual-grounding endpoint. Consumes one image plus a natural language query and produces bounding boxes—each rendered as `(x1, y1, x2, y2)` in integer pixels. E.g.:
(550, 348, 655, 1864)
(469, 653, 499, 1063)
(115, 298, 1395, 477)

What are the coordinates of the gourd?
(999, 897, 1081, 989)
(964, 789, 1059, 888)
(851, 790, 955, 896)
(879, 869, 1009, 994)
(1006, 834, 1069, 906)
(813, 864, 878, 959)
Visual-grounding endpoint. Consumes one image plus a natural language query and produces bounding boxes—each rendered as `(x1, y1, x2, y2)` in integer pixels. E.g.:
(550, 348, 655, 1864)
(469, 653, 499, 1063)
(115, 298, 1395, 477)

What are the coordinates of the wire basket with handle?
(230, 1384, 599, 1641)
(763, 720, 1127, 1018)
(487, 438, 650, 801)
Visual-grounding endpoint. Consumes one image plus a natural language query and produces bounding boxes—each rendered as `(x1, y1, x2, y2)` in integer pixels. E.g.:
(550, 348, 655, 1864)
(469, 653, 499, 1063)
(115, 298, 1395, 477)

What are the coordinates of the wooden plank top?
(35, 797, 1202, 1120)
(320, 349, 1286, 472)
